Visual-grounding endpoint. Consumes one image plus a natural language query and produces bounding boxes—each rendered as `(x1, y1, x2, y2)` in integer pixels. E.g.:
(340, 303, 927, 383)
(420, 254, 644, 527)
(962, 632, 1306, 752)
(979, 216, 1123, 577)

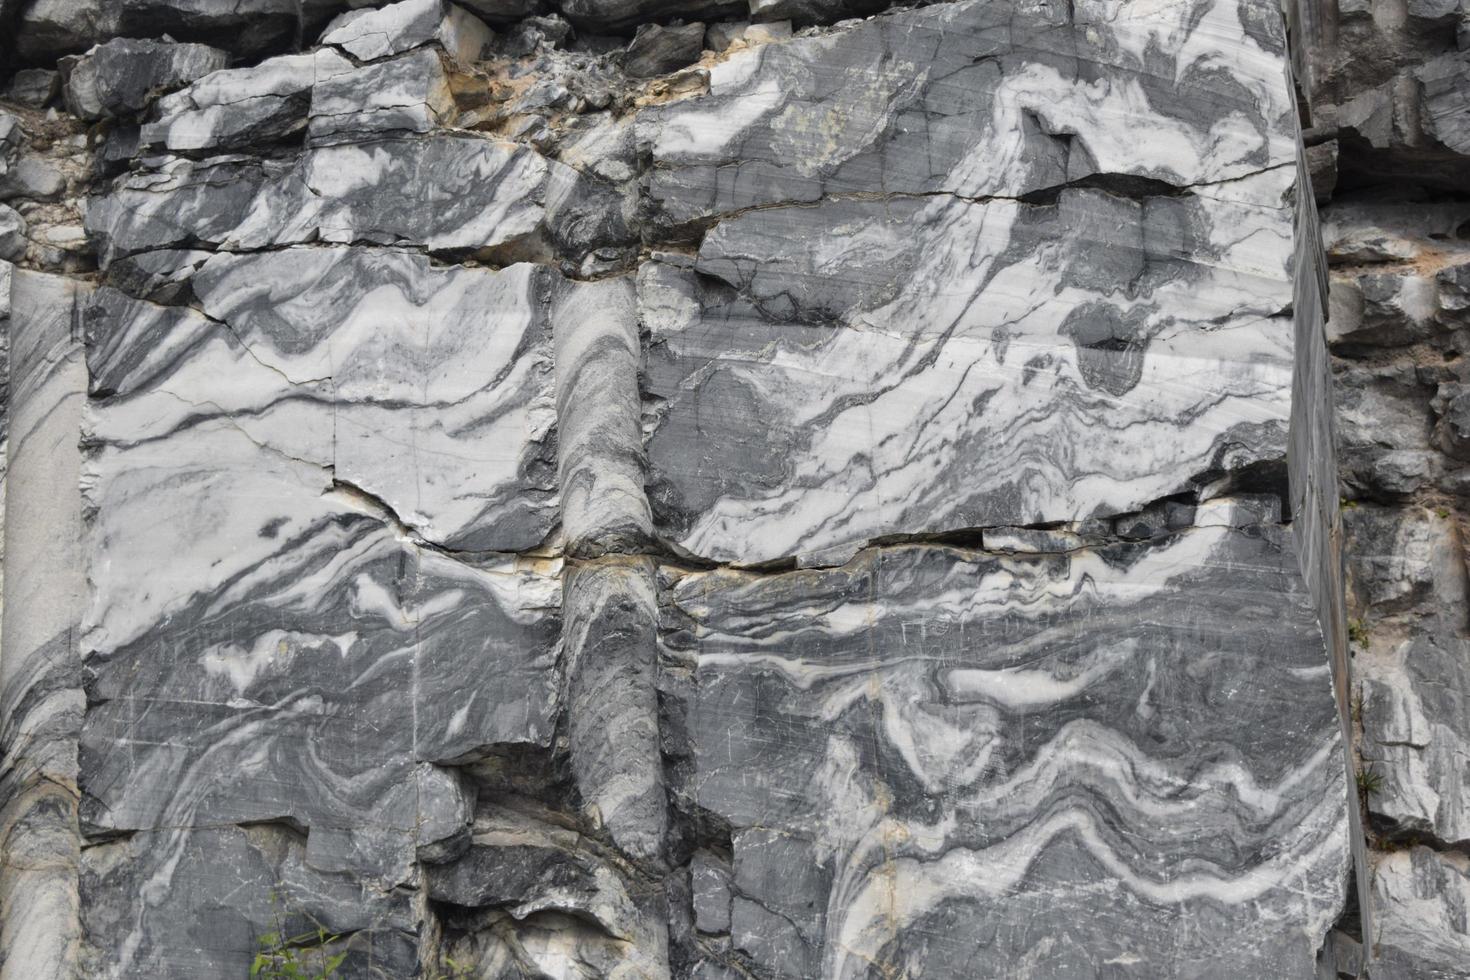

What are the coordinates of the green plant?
(1356, 764, 1384, 798)
(1436, 506, 1451, 519)
(425, 959, 476, 980)
(251, 897, 348, 980)
(1348, 619, 1369, 646)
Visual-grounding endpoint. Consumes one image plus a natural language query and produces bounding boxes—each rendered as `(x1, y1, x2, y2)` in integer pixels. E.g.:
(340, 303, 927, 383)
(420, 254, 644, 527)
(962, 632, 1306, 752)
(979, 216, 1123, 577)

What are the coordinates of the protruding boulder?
(63, 37, 227, 121)
(318, 0, 492, 64)
(139, 49, 354, 154)
(623, 22, 705, 77)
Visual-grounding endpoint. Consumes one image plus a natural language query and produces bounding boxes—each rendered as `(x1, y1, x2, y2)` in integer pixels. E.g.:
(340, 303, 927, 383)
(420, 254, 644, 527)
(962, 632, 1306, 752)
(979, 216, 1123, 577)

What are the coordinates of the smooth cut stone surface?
(660, 524, 1348, 978)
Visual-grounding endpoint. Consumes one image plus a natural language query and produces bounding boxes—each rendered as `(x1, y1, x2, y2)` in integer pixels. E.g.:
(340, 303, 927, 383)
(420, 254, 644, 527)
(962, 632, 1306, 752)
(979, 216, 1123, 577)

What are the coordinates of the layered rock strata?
(0, 0, 1367, 976)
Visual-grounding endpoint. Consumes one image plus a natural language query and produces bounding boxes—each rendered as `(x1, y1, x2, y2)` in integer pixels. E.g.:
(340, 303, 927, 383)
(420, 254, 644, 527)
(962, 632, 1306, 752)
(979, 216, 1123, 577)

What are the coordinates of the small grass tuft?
(1348, 619, 1370, 646)
(252, 895, 348, 980)
(1356, 764, 1385, 798)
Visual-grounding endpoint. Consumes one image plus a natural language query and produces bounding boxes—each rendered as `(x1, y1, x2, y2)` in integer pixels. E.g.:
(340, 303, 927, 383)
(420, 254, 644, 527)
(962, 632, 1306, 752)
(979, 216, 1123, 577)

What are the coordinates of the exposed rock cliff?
(0, 0, 1451, 976)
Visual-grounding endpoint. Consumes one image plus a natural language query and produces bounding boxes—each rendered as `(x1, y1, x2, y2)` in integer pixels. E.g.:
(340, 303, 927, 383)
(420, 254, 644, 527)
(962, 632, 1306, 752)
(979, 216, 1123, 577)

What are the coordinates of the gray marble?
(0, 0, 1372, 972)
(1347, 505, 1470, 847)
(307, 48, 457, 142)
(644, 0, 1296, 228)
(139, 49, 356, 154)
(642, 176, 1298, 564)
(88, 134, 612, 268)
(13, 0, 306, 60)
(319, 0, 493, 65)
(624, 22, 706, 78)
(552, 275, 651, 557)
(79, 265, 564, 882)
(0, 268, 90, 980)
(661, 524, 1349, 978)
(0, 203, 25, 262)
(1419, 53, 1470, 156)
(563, 558, 665, 865)
(427, 798, 671, 977)
(1370, 847, 1470, 979)
(63, 37, 227, 121)
(79, 825, 420, 979)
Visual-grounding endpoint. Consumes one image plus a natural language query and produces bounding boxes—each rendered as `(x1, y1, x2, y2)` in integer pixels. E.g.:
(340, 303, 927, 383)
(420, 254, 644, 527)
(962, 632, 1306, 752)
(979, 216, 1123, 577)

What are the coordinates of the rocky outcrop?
(1292, 1, 1470, 976)
(0, 0, 1412, 976)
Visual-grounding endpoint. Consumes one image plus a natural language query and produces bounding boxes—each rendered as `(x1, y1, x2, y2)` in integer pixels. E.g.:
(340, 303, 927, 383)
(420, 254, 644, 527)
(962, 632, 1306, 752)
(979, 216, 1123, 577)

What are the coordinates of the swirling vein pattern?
(662, 525, 1349, 978)
(641, 0, 1303, 566)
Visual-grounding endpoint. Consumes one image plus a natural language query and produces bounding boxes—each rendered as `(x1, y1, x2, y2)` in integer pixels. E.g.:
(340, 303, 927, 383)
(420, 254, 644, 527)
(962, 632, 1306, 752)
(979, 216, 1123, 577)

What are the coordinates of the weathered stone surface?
(79, 825, 420, 979)
(427, 799, 671, 977)
(139, 49, 355, 154)
(63, 37, 226, 121)
(0, 0, 1368, 974)
(6, 68, 60, 108)
(660, 524, 1348, 977)
(88, 135, 616, 267)
(624, 22, 705, 77)
(1346, 505, 1470, 847)
(319, 0, 493, 64)
(307, 47, 457, 142)
(14, 0, 307, 61)
(1419, 52, 1470, 155)
(557, 0, 740, 33)
(1370, 847, 1470, 979)
(0, 203, 25, 261)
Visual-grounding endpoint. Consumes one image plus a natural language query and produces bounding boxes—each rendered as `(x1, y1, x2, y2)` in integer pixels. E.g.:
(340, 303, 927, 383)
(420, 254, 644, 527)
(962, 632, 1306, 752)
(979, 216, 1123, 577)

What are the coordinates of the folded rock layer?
(0, 0, 1361, 976)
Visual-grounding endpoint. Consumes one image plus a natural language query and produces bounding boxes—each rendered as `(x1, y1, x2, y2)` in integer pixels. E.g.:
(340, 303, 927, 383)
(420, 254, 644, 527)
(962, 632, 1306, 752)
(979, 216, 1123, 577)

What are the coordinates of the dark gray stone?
(660, 526, 1348, 978)
(63, 37, 226, 120)
(624, 22, 705, 78)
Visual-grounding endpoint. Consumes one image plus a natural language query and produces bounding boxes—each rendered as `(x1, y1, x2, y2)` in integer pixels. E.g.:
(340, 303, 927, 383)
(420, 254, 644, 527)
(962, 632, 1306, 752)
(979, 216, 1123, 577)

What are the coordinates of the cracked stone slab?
(1346, 505, 1470, 847)
(642, 175, 1297, 564)
(1370, 847, 1470, 980)
(63, 37, 228, 121)
(13, 0, 309, 60)
(92, 248, 560, 551)
(318, 0, 493, 65)
(307, 47, 458, 142)
(644, 0, 1298, 228)
(77, 265, 564, 899)
(79, 825, 420, 980)
(659, 524, 1349, 978)
(88, 135, 613, 269)
(139, 49, 356, 154)
(427, 798, 671, 978)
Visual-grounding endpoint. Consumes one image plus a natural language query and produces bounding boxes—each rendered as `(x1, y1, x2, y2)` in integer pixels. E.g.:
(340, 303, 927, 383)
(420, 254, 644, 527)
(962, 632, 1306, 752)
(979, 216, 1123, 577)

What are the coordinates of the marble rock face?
(660, 524, 1348, 979)
(639, 0, 1301, 566)
(0, 0, 1361, 976)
